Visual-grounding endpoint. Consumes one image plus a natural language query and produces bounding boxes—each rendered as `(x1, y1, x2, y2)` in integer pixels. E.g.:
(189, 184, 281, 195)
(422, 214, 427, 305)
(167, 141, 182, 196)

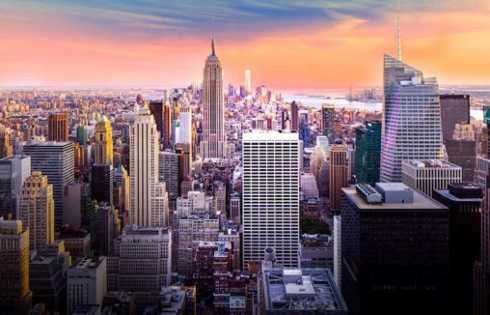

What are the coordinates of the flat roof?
(243, 131, 298, 141)
(376, 182, 409, 191)
(343, 186, 447, 210)
(434, 190, 482, 203)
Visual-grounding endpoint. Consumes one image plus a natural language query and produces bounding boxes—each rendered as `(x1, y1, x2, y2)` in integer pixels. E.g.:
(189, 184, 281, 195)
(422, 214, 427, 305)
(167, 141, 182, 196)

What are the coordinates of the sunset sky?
(1, 0, 489, 89)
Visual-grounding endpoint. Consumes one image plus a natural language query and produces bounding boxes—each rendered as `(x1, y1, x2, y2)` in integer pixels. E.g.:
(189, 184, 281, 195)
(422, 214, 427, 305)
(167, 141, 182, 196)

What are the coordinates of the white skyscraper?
(129, 106, 167, 227)
(201, 39, 226, 159)
(178, 109, 192, 145)
(380, 55, 443, 182)
(244, 69, 252, 94)
(242, 131, 300, 267)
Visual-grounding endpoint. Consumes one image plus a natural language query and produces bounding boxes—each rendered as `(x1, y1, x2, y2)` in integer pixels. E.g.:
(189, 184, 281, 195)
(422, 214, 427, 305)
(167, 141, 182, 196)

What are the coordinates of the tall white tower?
(244, 69, 252, 94)
(242, 131, 300, 267)
(201, 39, 226, 159)
(129, 106, 168, 226)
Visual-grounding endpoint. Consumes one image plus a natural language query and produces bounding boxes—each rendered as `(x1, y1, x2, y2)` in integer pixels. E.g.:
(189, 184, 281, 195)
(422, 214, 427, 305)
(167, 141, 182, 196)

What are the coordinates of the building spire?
(396, 2, 402, 61)
(211, 38, 215, 56)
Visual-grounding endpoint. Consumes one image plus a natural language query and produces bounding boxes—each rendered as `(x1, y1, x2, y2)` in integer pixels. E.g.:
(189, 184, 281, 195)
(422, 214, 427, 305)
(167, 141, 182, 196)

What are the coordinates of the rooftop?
(73, 256, 105, 269)
(403, 159, 461, 169)
(262, 267, 347, 313)
(343, 185, 447, 210)
(243, 130, 298, 141)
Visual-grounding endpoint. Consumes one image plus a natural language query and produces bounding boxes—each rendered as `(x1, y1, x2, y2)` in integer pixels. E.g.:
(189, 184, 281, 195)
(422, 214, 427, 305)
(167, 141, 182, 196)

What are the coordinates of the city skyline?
(1, 0, 490, 89)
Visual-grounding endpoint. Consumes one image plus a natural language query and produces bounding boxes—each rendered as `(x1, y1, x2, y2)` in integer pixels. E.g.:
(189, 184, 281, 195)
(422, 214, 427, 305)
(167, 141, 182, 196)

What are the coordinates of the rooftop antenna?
(396, 1, 402, 61)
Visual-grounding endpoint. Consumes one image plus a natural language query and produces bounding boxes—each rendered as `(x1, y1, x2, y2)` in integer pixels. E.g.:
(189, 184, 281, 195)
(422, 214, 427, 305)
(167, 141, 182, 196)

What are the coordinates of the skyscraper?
(242, 131, 300, 267)
(340, 183, 449, 314)
(178, 109, 193, 146)
(290, 101, 299, 132)
(244, 69, 252, 95)
(0, 219, 32, 314)
(18, 171, 55, 251)
(0, 155, 31, 220)
(159, 151, 180, 203)
(440, 94, 470, 143)
(354, 121, 381, 185)
(149, 100, 165, 140)
(91, 164, 114, 205)
(201, 39, 226, 158)
(321, 104, 336, 143)
(93, 115, 113, 165)
(433, 183, 482, 313)
(129, 106, 166, 226)
(48, 112, 69, 142)
(24, 142, 75, 229)
(329, 142, 349, 212)
(380, 55, 443, 182)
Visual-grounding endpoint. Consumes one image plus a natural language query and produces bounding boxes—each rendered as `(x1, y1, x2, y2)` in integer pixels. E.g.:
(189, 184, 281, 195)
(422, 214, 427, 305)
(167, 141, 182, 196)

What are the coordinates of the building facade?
(380, 55, 443, 182)
(0, 219, 32, 314)
(19, 171, 55, 251)
(401, 159, 462, 198)
(48, 112, 69, 142)
(23, 142, 75, 230)
(242, 131, 300, 267)
(354, 121, 381, 185)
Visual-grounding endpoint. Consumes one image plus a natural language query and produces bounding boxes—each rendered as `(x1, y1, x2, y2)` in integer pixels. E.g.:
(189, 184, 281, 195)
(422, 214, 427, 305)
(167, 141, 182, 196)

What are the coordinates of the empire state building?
(201, 39, 226, 158)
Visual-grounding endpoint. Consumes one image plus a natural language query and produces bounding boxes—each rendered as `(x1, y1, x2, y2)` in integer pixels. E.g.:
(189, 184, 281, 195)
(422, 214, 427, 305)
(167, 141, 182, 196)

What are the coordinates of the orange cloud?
(1, 9, 489, 89)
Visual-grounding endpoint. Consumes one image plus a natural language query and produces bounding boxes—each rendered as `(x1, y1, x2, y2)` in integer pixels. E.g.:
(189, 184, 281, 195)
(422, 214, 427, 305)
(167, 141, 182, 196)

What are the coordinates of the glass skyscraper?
(380, 55, 443, 182)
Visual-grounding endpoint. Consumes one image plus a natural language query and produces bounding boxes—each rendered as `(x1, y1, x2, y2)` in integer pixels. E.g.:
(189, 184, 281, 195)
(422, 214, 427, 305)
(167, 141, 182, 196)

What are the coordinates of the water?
(283, 93, 484, 120)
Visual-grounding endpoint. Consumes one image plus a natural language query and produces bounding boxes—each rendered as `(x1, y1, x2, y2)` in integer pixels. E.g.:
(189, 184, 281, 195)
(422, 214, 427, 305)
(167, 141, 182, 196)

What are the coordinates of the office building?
(176, 143, 192, 180)
(67, 257, 107, 314)
(108, 225, 172, 305)
(129, 106, 165, 227)
(242, 131, 300, 267)
(178, 109, 193, 146)
(229, 193, 240, 225)
(402, 159, 462, 198)
(48, 112, 69, 142)
(321, 104, 335, 143)
(354, 121, 381, 185)
(0, 219, 32, 314)
(201, 40, 226, 158)
(329, 142, 349, 212)
(175, 216, 219, 278)
(24, 142, 74, 229)
(0, 155, 31, 219)
(63, 182, 82, 227)
(30, 248, 69, 314)
(433, 183, 482, 313)
(159, 151, 180, 204)
(0, 124, 13, 158)
(440, 94, 470, 142)
(380, 55, 443, 182)
(259, 264, 347, 315)
(93, 116, 113, 165)
(91, 164, 114, 205)
(59, 227, 91, 259)
(149, 100, 165, 142)
(19, 172, 55, 251)
(339, 183, 449, 314)
(290, 101, 299, 132)
(93, 203, 118, 256)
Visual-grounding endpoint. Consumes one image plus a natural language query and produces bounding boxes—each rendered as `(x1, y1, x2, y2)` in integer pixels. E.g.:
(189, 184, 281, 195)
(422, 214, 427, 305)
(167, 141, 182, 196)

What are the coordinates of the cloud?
(1, 0, 485, 41)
